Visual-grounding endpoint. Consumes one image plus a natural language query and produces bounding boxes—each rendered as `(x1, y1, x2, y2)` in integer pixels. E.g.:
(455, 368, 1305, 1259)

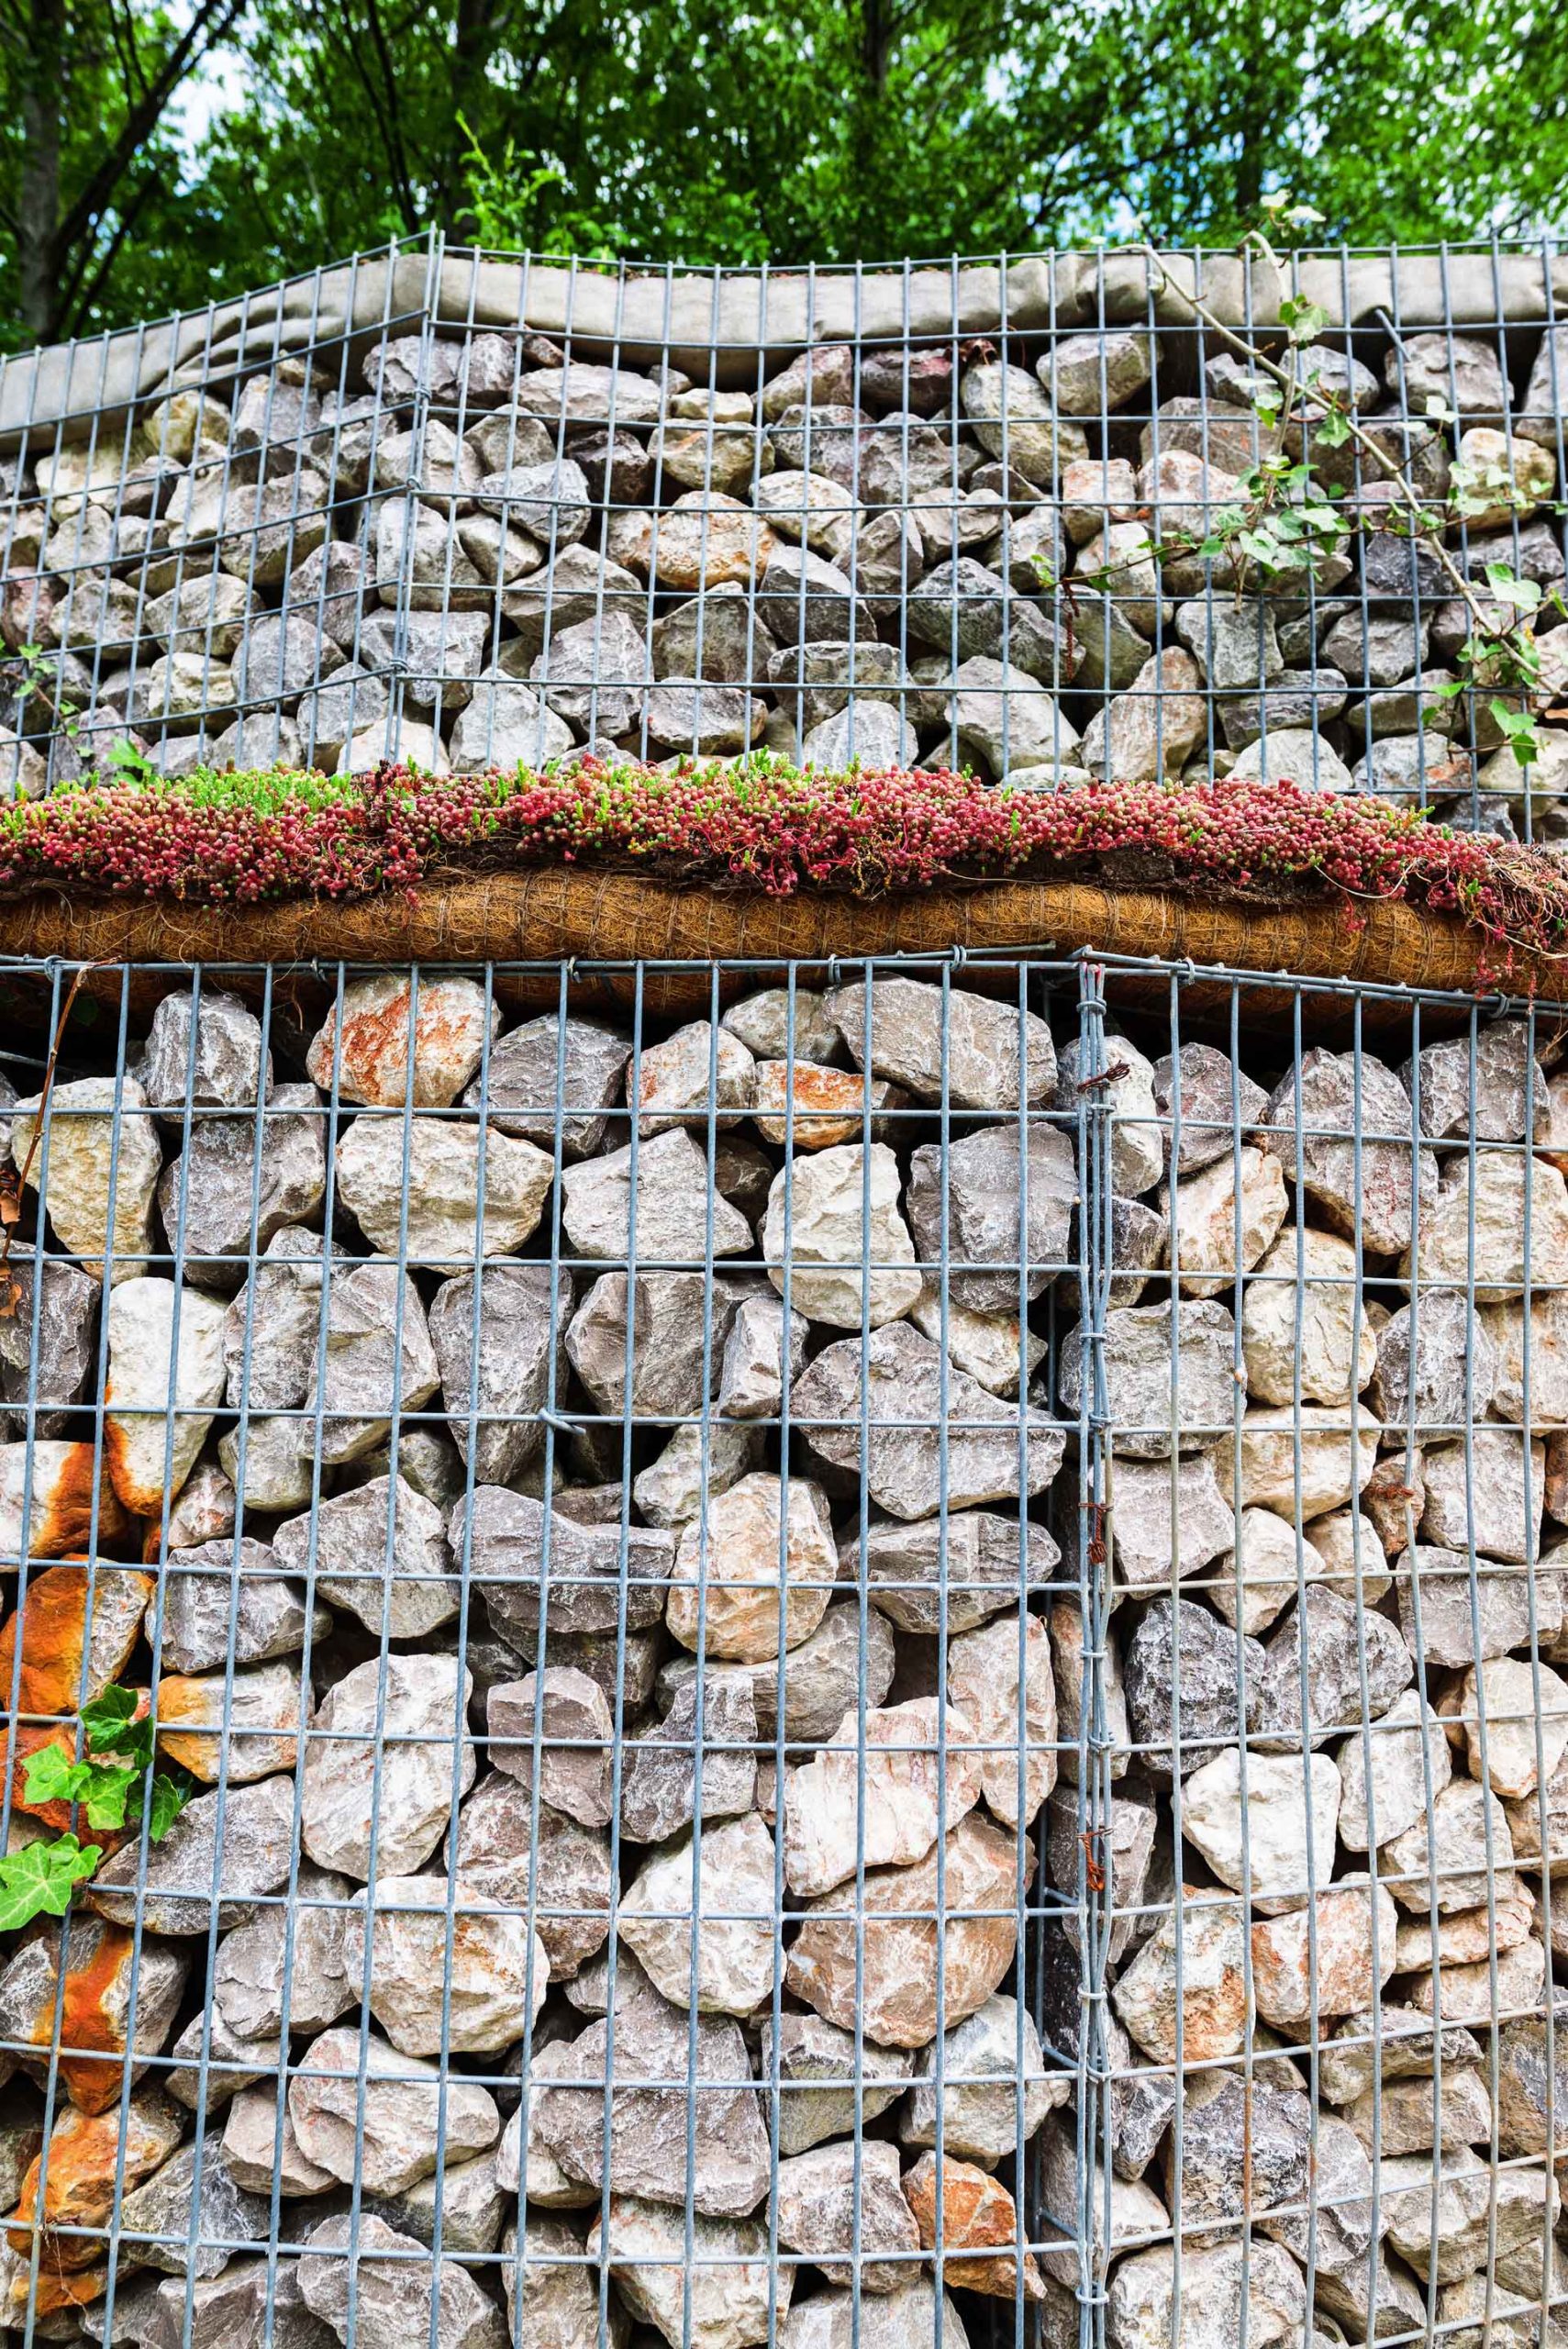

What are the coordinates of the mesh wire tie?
(537, 1408, 578, 1438)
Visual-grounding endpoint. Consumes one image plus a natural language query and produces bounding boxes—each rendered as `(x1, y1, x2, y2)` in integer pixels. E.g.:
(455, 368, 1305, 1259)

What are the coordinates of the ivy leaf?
(147, 1773, 194, 1843)
(1485, 562, 1543, 611)
(0, 1836, 102, 1931)
(20, 1746, 92, 1809)
(1314, 407, 1351, 447)
(1491, 701, 1540, 762)
(81, 1685, 152, 1773)
(83, 1763, 141, 1832)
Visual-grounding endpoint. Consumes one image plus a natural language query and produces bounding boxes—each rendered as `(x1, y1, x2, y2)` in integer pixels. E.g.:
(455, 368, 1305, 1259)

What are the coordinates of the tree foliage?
(0, 0, 1565, 347)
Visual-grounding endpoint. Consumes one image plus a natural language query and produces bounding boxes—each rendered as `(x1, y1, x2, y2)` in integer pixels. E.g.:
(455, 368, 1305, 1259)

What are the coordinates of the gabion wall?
(1, 236, 1567, 828)
(0, 950, 1565, 2349)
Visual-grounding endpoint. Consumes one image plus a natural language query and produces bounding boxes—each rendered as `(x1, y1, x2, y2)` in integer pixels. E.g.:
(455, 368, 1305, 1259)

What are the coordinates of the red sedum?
(2, 758, 1566, 974)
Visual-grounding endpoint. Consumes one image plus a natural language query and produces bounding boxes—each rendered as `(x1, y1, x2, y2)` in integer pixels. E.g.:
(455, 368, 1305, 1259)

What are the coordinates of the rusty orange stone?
(0, 1563, 152, 1717)
(751, 1059, 897, 1149)
(9, 2095, 184, 2268)
(6, 2256, 109, 2318)
(17, 1918, 173, 2117)
(4, 1448, 130, 1562)
(903, 2152, 1046, 2302)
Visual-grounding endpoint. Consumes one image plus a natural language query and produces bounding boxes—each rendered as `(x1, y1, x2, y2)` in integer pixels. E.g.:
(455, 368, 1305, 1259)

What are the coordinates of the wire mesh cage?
(2, 233, 1568, 832)
(0, 947, 1565, 2348)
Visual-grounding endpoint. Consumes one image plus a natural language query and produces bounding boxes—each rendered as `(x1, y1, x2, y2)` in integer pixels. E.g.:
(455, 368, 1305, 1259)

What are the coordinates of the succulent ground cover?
(5, 763, 1568, 968)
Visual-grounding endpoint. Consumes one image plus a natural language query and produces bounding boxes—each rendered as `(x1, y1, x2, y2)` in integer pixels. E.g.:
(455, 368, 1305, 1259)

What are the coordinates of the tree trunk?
(17, 0, 66, 343)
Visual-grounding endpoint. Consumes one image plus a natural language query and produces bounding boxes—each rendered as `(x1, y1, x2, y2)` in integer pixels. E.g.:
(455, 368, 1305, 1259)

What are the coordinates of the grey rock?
(1368, 1292, 1495, 1436)
(340, 1871, 547, 2055)
(115, 2140, 271, 2278)
(303, 1253, 440, 1465)
(1106, 2241, 1307, 2349)
(163, 2004, 282, 2111)
(652, 584, 777, 683)
(532, 1957, 772, 2215)
(632, 1419, 762, 1529)
(1251, 1584, 1413, 1751)
(902, 1990, 1063, 2164)
(468, 1013, 630, 1156)
(156, 1083, 327, 1284)
(450, 1770, 611, 1979)
(1174, 597, 1283, 690)
(298, 2210, 506, 2349)
(299, 1655, 475, 1881)
(906, 1121, 1077, 1310)
(717, 1294, 808, 1420)
(450, 670, 573, 770)
(459, 1485, 676, 1638)
(1151, 1043, 1268, 1176)
(1261, 1048, 1425, 1253)
(844, 1508, 1057, 1636)
(1102, 1453, 1236, 1593)
(1162, 2076, 1313, 2243)
(428, 1261, 571, 1485)
(214, 1863, 354, 2040)
(1124, 1597, 1263, 1782)
(1060, 1298, 1236, 1460)
(1336, 1687, 1451, 1852)
(487, 1665, 613, 1826)
(758, 2011, 914, 2156)
(287, 2027, 498, 2198)
(775, 2139, 919, 2292)
(907, 556, 1075, 683)
(367, 2150, 506, 2253)
(562, 1128, 750, 1262)
(1045, 1779, 1161, 1968)
(781, 2280, 971, 2349)
(90, 1774, 298, 1934)
(756, 544, 874, 646)
(498, 546, 643, 656)
(354, 607, 486, 713)
(792, 1319, 1066, 1518)
(824, 976, 1055, 1108)
(276, 1472, 456, 1639)
(619, 1672, 758, 1843)
(1398, 1543, 1561, 1664)
(657, 1597, 896, 1744)
(138, 987, 269, 1116)
(565, 1268, 754, 1417)
(0, 1253, 98, 1434)
(530, 607, 649, 733)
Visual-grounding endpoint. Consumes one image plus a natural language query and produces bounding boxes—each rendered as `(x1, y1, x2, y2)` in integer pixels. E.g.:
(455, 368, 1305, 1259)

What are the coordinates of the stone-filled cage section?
(3, 232, 1568, 812)
(0, 948, 1565, 2349)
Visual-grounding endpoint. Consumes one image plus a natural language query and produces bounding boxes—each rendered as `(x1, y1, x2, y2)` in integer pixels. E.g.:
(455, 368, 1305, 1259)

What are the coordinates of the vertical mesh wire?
(0, 950, 1564, 2348)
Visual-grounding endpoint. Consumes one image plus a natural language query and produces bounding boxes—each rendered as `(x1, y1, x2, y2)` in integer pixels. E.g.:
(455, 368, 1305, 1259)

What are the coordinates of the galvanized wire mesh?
(0, 947, 1564, 2348)
(2, 233, 1568, 830)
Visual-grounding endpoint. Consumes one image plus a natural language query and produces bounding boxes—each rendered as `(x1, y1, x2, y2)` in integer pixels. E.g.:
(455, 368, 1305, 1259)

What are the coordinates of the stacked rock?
(1, 317, 1564, 828)
(0, 965, 1566, 2349)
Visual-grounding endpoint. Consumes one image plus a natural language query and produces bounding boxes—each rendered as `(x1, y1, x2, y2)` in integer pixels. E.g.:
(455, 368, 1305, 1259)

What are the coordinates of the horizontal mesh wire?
(1, 234, 1568, 829)
(0, 946, 1566, 2349)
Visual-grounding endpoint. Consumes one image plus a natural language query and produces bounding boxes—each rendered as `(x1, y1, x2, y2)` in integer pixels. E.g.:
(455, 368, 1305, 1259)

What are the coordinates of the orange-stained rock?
(751, 1061, 902, 1150)
(152, 1663, 299, 1783)
(8, 2090, 184, 2267)
(0, 1443, 130, 1563)
(0, 1563, 151, 1717)
(0, 1913, 188, 2115)
(5, 2257, 109, 2319)
(903, 2152, 1046, 2302)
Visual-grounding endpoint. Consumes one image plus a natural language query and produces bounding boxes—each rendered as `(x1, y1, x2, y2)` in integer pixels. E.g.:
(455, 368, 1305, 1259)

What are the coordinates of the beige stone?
(666, 1471, 836, 1660)
(1240, 1227, 1377, 1406)
(781, 1698, 982, 1897)
(762, 1141, 921, 1328)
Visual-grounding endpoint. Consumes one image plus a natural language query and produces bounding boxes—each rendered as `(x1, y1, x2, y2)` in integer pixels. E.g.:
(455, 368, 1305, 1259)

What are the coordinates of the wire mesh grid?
(0, 945, 1564, 2348)
(2, 233, 1568, 829)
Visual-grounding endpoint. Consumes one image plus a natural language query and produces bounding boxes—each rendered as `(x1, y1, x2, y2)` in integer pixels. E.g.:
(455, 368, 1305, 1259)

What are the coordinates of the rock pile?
(2, 317, 1565, 829)
(0, 967, 1566, 2345)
